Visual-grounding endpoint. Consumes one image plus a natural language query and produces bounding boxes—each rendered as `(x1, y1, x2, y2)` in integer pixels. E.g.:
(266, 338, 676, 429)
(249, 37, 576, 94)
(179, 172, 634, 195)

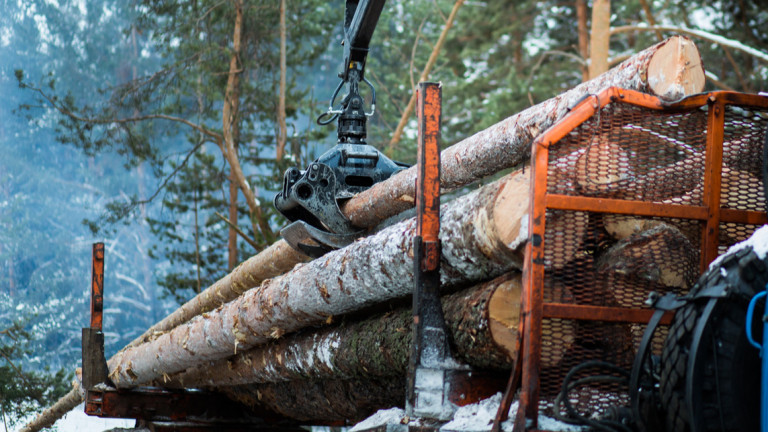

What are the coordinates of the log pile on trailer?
(22, 35, 714, 432)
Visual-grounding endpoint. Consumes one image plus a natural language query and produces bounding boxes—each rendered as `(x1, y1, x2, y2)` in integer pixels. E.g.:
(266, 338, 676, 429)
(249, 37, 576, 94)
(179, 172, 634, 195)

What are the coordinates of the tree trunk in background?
(275, 0, 288, 161)
(386, 0, 465, 155)
(108, 171, 529, 388)
(220, 0, 273, 244)
(576, 0, 589, 81)
(228, 176, 239, 270)
(588, 0, 610, 79)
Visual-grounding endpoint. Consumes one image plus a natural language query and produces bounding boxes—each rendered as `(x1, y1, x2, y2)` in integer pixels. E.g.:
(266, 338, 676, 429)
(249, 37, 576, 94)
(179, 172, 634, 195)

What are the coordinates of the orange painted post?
(416, 82, 442, 271)
(83, 242, 109, 398)
(90, 242, 105, 331)
(408, 81, 456, 420)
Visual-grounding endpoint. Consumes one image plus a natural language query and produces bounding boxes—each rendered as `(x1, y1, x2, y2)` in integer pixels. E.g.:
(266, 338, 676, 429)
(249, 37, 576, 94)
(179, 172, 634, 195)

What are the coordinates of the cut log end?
(647, 35, 705, 101)
(494, 168, 531, 251)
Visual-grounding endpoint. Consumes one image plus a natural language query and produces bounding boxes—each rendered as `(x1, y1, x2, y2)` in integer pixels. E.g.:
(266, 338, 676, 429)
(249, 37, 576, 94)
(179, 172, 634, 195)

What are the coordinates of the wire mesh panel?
(518, 89, 768, 431)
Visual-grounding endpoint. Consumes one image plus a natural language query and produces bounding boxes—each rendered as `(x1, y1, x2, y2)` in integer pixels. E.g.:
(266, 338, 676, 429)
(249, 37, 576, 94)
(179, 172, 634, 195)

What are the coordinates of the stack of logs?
(23, 35, 716, 431)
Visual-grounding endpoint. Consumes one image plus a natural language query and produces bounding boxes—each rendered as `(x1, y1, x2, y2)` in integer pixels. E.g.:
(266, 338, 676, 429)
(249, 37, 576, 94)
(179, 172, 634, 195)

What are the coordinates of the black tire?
(660, 245, 768, 432)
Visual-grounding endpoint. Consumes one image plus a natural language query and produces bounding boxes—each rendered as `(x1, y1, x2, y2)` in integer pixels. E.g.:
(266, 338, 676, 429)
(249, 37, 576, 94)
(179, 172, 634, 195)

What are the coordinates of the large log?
(108, 170, 529, 388)
(223, 377, 406, 423)
(341, 35, 704, 227)
(21, 36, 706, 431)
(159, 273, 572, 389)
(123, 36, 705, 352)
(122, 241, 309, 350)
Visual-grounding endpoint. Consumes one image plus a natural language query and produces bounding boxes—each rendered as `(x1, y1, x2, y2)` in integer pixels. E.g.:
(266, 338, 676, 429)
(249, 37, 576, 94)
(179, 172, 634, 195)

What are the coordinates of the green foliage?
(0, 322, 70, 428)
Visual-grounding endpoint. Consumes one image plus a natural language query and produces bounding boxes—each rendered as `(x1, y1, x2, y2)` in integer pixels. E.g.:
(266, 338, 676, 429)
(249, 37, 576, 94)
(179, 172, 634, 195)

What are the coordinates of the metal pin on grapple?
(274, 0, 406, 257)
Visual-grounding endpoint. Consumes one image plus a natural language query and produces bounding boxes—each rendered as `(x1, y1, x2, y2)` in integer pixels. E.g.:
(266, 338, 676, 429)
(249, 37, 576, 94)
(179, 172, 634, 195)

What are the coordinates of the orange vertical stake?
(90, 242, 105, 331)
(416, 82, 442, 271)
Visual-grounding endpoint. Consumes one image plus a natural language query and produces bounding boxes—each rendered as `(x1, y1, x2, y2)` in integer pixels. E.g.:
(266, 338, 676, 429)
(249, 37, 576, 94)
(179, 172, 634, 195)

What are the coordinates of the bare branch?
(214, 211, 261, 251)
(611, 25, 768, 63)
(24, 83, 223, 142)
(386, 0, 466, 155)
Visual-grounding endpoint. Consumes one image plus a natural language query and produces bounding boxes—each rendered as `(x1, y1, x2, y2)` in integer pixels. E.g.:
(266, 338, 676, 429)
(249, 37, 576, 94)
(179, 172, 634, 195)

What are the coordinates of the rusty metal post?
(700, 97, 726, 271)
(406, 82, 465, 420)
(83, 242, 110, 406)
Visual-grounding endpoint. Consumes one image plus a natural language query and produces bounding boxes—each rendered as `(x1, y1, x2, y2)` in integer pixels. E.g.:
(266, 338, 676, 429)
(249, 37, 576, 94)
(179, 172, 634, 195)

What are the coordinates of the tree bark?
(220, 0, 274, 243)
(223, 377, 406, 423)
(597, 223, 698, 307)
(228, 176, 239, 270)
(588, 0, 611, 79)
(275, 0, 288, 161)
(123, 36, 706, 353)
(576, 0, 589, 81)
(28, 37, 709, 430)
(160, 273, 531, 388)
(343, 36, 705, 228)
(108, 171, 529, 388)
(122, 241, 310, 350)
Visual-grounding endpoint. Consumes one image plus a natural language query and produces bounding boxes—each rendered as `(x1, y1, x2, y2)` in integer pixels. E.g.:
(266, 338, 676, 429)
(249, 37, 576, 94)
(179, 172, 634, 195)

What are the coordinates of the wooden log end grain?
(646, 35, 705, 100)
(597, 223, 698, 308)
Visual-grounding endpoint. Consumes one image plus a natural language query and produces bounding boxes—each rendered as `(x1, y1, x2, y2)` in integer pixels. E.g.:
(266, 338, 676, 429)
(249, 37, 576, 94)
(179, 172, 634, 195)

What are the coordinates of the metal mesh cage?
(519, 89, 768, 428)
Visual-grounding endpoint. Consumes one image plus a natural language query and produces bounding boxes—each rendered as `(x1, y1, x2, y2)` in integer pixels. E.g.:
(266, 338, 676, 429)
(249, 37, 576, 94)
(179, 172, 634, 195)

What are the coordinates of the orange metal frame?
(515, 88, 768, 431)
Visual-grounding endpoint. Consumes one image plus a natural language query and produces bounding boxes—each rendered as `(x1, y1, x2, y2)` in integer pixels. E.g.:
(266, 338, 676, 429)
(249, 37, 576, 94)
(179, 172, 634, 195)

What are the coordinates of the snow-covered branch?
(611, 25, 768, 63)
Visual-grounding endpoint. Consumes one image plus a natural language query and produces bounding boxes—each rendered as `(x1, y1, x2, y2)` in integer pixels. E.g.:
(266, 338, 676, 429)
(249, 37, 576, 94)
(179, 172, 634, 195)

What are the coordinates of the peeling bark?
(160, 273, 523, 388)
(122, 241, 310, 351)
(109, 172, 528, 388)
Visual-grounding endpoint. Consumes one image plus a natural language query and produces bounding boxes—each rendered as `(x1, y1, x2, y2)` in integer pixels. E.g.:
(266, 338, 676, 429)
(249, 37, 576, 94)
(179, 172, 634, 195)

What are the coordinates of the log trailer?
(35, 2, 768, 432)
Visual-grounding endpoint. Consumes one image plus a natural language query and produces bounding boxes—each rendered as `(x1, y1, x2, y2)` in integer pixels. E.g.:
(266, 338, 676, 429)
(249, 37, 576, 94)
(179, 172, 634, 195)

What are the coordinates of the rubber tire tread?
(660, 246, 768, 432)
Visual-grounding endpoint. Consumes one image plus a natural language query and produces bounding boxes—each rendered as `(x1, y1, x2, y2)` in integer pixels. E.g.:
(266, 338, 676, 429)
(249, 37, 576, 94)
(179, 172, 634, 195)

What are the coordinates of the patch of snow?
(709, 224, 768, 271)
(10, 403, 135, 432)
(350, 394, 584, 432)
(440, 393, 502, 431)
(349, 407, 406, 432)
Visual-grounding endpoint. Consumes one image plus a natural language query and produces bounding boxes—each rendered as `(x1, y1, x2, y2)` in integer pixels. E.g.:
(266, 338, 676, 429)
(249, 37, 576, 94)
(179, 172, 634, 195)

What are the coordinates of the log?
(341, 36, 704, 228)
(160, 273, 574, 389)
(122, 241, 309, 350)
(575, 136, 632, 196)
(108, 171, 530, 388)
(222, 377, 406, 423)
(21, 36, 706, 431)
(18, 389, 82, 432)
(123, 36, 705, 352)
(597, 223, 698, 308)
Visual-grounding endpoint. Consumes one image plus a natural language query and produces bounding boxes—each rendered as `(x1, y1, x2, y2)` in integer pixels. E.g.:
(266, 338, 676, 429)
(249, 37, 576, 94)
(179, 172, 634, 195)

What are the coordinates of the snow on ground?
(350, 393, 585, 432)
(8, 404, 135, 432)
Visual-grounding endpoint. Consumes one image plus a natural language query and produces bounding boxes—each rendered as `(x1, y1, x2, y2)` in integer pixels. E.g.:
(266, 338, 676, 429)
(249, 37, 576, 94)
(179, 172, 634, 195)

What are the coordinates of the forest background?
(1, 0, 767, 427)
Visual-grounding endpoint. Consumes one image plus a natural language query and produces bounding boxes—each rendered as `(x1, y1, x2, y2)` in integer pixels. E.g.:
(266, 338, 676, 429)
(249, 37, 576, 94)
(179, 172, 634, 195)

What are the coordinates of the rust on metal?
(517, 88, 768, 429)
(416, 82, 442, 272)
(85, 387, 281, 427)
(542, 303, 674, 325)
(90, 242, 105, 331)
(445, 370, 506, 407)
(700, 99, 726, 272)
